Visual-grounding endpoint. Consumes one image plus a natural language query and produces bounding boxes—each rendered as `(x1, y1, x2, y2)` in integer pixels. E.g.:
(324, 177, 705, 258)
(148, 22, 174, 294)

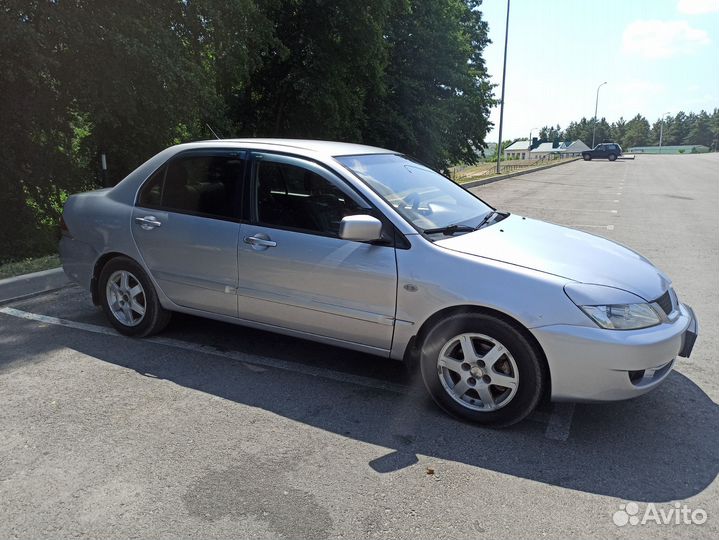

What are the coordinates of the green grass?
(0, 254, 61, 280)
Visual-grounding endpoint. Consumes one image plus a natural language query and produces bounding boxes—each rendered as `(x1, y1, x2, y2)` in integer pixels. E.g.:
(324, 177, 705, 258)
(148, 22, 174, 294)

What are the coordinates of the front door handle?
(244, 235, 277, 248)
(135, 216, 162, 230)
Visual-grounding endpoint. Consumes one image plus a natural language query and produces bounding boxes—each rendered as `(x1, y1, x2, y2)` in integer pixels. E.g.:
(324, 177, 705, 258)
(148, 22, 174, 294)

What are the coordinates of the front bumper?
(532, 302, 698, 402)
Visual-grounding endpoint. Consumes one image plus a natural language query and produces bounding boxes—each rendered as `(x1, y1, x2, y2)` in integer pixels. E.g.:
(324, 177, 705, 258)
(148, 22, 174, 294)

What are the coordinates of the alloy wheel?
(105, 270, 146, 327)
(437, 333, 519, 412)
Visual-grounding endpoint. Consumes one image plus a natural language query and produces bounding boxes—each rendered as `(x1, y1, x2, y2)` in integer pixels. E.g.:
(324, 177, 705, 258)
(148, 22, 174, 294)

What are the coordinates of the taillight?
(60, 215, 72, 238)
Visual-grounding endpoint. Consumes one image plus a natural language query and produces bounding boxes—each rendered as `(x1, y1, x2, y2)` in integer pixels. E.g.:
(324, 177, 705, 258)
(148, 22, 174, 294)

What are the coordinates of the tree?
(669, 111, 690, 145)
(710, 108, 719, 151)
(624, 114, 651, 148)
(0, 0, 496, 261)
(538, 125, 562, 142)
(58, 0, 278, 184)
(564, 118, 593, 147)
(684, 111, 712, 146)
(592, 118, 611, 146)
(0, 0, 277, 261)
(364, 0, 495, 171)
(536, 109, 718, 152)
(0, 1, 83, 259)
(611, 117, 627, 148)
(232, 0, 393, 141)
(566, 117, 610, 147)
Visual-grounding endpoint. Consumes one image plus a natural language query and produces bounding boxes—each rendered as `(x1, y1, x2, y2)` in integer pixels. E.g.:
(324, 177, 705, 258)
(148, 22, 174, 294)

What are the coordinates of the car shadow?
(4, 308, 718, 503)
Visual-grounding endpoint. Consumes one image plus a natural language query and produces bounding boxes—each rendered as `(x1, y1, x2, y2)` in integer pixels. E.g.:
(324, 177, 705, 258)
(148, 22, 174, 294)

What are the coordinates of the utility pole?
(496, 0, 510, 174)
(525, 127, 539, 161)
(100, 152, 108, 187)
(591, 81, 607, 148)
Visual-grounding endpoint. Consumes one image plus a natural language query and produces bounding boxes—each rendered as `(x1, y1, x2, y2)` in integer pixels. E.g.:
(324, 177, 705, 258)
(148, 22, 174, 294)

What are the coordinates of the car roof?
(196, 138, 394, 157)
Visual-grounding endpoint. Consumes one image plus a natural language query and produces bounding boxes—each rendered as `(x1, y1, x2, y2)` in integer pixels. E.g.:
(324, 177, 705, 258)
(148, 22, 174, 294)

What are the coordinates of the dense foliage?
(0, 0, 494, 263)
(533, 109, 719, 150)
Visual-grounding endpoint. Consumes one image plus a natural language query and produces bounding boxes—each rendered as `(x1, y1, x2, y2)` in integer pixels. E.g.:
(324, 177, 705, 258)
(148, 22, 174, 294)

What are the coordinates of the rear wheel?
(583, 154, 592, 161)
(99, 256, 171, 337)
(608, 153, 617, 161)
(419, 313, 545, 427)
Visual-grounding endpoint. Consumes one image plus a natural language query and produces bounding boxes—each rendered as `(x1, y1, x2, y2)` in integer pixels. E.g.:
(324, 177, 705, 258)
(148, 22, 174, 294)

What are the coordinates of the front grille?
(654, 290, 673, 316)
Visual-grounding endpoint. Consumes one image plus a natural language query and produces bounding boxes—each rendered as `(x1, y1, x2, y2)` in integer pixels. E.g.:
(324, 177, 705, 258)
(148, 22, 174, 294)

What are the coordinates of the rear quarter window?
(138, 168, 164, 207)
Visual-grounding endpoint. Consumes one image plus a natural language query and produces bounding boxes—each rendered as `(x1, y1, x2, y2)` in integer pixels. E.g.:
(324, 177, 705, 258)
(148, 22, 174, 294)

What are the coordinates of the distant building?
(628, 145, 709, 154)
(556, 139, 590, 157)
(504, 138, 590, 160)
(504, 140, 531, 160)
(530, 142, 555, 159)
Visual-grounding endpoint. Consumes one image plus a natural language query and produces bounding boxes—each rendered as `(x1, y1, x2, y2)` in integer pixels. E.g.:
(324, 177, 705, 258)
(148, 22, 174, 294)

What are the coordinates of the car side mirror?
(339, 215, 383, 242)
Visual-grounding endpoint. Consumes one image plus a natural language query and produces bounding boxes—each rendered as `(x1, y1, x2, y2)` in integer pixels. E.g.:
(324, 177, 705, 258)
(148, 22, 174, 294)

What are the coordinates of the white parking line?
(0, 307, 409, 394)
(1, 306, 573, 439)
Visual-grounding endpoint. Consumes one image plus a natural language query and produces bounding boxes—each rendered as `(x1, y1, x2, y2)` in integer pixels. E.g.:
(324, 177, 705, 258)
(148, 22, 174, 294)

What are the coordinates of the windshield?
(336, 154, 492, 232)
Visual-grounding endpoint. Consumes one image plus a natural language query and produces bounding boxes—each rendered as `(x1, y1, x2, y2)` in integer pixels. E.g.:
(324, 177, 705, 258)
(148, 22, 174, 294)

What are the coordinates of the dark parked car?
(582, 143, 623, 161)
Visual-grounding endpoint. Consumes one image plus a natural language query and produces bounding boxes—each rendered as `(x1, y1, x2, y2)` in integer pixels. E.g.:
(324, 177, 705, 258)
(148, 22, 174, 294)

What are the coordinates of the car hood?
(435, 214, 670, 301)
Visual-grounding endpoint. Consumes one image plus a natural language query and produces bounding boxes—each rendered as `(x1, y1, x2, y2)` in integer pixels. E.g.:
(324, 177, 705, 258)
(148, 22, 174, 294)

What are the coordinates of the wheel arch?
(90, 251, 137, 305)
(404, 304, 551, 400)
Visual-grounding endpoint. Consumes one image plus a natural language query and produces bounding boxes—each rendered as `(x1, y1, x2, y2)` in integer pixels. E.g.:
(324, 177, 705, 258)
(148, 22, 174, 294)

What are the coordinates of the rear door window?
(138, 152, 246, 220)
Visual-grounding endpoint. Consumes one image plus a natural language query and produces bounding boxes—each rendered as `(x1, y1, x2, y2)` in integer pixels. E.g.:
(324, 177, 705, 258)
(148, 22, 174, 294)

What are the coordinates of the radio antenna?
(206, 124, 222, 140)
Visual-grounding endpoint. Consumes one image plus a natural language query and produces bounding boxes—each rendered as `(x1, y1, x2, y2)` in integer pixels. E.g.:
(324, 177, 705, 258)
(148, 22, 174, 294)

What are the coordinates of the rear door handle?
(135, 216, 162, 230)
(244, 235, 277, 248)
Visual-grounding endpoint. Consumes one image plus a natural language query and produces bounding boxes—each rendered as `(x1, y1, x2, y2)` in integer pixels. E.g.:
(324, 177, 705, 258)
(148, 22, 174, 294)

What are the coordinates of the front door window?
(255, 160, 369, 237)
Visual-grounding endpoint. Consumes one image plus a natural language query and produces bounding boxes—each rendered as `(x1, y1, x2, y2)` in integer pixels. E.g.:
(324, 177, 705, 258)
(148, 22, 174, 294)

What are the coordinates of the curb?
(459, 158, 580, 189)
(0, 267, 71, 304)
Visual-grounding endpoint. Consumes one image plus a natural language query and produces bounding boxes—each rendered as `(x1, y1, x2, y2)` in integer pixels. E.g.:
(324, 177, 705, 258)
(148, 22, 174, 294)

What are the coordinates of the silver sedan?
(59, 139, 699, 426)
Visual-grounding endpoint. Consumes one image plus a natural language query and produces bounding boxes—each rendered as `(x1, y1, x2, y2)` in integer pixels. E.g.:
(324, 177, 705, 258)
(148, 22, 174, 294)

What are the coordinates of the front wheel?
(99, 256, 171, 337)
(608, 153, 617, 161)
(419, 313, 545, 427)
(583, 154, 592, 161)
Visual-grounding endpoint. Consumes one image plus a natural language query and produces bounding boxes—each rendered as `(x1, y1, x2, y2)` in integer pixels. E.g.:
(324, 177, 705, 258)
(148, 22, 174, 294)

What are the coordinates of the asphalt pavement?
(1, 153, 717, 539)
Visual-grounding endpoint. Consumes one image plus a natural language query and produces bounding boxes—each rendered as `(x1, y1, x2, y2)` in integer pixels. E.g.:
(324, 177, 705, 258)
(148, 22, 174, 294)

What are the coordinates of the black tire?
(583, 154, 592, 161)
(608, 153, 617, 161)
(419, 312, 545, 427)
(98, 256, 171, 337)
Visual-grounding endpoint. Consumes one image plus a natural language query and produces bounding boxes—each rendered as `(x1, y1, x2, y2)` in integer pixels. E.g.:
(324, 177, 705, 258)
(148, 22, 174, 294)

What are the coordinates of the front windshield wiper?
(476, 210, 509, 229)
(423, 211, 508, 236)
(476, 210, 499, 229)
(422, 224, 478, 236)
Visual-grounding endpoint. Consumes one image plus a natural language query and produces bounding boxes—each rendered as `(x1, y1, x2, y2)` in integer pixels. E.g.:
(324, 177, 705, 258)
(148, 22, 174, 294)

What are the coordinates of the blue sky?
(480, 0, 719, 141)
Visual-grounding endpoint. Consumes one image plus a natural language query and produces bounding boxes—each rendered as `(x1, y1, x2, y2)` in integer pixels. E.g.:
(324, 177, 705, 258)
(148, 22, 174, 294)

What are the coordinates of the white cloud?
(622, 20, 711, 59)
(678, 0, 719, 14)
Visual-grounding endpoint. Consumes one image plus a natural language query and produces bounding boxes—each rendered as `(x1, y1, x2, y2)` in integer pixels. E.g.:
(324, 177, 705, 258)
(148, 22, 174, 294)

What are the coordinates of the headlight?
(580, 303, 661, 330)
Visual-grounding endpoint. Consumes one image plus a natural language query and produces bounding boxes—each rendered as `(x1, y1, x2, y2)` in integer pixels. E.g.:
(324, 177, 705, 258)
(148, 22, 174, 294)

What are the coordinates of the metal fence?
(452, 157, 559, 182)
